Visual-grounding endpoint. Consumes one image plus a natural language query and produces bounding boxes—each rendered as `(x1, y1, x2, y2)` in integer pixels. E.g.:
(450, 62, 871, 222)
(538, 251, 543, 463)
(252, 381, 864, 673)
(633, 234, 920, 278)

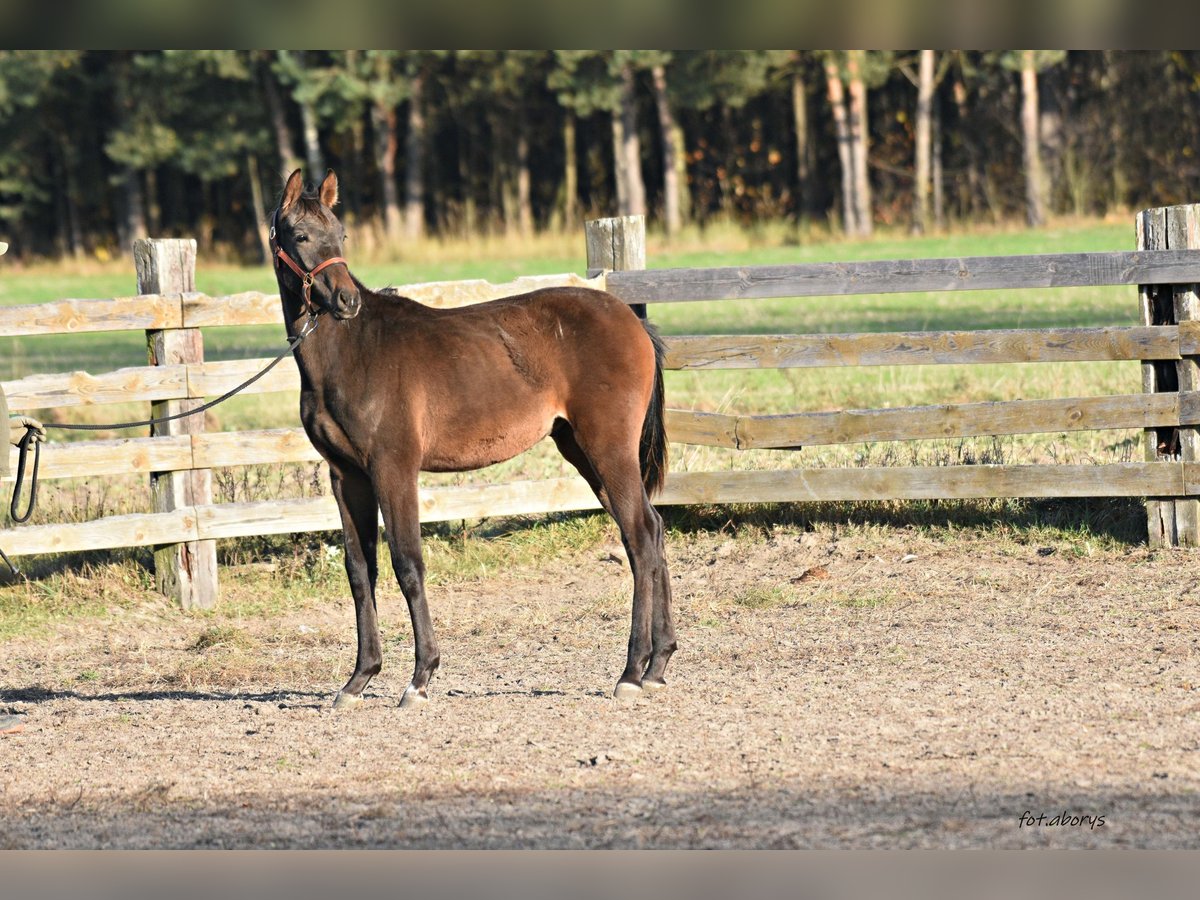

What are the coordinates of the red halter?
(269, 210, 349, 315)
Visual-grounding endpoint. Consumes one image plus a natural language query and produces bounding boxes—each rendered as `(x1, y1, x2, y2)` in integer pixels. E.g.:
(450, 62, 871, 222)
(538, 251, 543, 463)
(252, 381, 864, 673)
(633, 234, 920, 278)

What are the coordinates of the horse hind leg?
(638, 503, 676, 691)
(555, 421, 674, 699)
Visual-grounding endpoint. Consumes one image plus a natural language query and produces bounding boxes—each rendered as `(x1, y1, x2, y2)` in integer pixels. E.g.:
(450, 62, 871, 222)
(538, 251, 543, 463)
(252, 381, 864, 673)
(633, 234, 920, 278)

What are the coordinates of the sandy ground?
(2, 521, 1198, 849)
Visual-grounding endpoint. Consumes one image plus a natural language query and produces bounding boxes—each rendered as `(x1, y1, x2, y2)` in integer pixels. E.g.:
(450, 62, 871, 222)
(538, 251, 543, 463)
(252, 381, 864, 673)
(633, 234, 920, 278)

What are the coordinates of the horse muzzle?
(331, 289, 362, 320)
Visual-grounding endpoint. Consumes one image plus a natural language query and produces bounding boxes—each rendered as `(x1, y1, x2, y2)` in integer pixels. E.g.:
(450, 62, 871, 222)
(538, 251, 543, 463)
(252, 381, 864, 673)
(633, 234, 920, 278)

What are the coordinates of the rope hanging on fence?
(1, 313, 320, 577)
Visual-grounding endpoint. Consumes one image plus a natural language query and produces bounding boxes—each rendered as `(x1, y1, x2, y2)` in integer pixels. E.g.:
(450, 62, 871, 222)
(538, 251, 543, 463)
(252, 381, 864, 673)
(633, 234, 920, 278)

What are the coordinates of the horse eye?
(294, 234, 308, 243)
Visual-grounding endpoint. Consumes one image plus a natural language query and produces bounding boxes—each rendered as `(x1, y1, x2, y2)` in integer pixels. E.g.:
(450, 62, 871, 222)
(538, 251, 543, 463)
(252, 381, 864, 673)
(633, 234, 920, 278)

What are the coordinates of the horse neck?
(280, 283, 417, 386)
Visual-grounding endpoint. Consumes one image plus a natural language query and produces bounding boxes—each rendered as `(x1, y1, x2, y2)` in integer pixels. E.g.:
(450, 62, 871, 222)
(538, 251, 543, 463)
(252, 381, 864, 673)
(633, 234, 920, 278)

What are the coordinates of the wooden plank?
(664, 326, 1181, 371)
(2, 435, 193, 482)
(195, 478, 603, 539)
(1179, 320, 1200, 355)
(137, 237, 217, 610)
(664, 410, 740, 448)
(188, 357, 300, 398)
(0, 508, 197, 556)
(10, 460, 1178, 556)
(655, 464, 1182, 503)
(392, 273, 605, 309)
(733, 393, 1183, 449)
(191, 461, 1187, 542)
(607, 249, 1200, 304)
(586, 216, 645, 318)
(178, 273, 605, 327)
(193, 428, 319, 468)
(0, 295, 182, 337)
(196, 496, 341, 540)
(1168, 205, 1200, 544)
(182, 291, 281, 328)
(0, 364, 188, 411)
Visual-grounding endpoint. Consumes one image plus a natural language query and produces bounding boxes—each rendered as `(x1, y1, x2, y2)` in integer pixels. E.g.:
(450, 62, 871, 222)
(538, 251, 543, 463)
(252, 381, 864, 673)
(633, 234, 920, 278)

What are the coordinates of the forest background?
(1, 50, 1195, 263)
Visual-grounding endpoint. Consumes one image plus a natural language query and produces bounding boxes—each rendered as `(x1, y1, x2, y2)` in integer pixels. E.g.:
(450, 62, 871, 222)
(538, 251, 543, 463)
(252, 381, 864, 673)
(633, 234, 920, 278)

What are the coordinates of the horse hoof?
(332, 691, 363, 710)
(400, 685, 429, 708)
(641, 678, 667, 693)
(613, 682, 642, 701)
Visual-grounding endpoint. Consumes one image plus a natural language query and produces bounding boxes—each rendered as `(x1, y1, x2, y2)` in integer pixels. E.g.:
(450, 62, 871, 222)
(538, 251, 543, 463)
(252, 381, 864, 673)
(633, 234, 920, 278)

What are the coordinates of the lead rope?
(1, 312, 320, 578)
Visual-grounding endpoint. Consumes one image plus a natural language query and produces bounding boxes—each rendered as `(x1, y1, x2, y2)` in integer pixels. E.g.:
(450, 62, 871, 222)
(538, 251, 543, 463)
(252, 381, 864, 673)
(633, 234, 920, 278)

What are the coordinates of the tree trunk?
(295, 68, 325, 178)
(262, 63, 299, 175)
(121, 170, 148, 250)
(791, 62, 815, 224)
(516, 108, 533, 236)
(1020, 50, 1047, 227)
(845, 50, 872, 237)
(650, 64, 681, 236)
(371, 100, 402, 243)
(912, 49, 935, 234)
(247, 154, 270, 263)
(404, 69, 426, 241)
(932, 97, 946, 229)
(824, 54, 857, 235)
(145, 168, 161, 235)
(611, 109, 628, 215)
(561, 109, 578, 228)
(617, 61, 646, 217)
(458, 120, 477, 237)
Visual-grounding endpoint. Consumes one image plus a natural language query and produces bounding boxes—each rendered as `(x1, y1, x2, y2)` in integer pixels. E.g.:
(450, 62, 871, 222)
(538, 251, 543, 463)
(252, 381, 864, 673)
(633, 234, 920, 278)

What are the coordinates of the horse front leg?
(328, 463, 382, 709)
(378, 470, 440, 708)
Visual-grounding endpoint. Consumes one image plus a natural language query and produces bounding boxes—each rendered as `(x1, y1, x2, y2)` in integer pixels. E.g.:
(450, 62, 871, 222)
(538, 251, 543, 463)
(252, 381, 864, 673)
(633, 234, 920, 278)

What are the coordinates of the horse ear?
(319, 170, 339, 208)
(281, 169, 304, 214)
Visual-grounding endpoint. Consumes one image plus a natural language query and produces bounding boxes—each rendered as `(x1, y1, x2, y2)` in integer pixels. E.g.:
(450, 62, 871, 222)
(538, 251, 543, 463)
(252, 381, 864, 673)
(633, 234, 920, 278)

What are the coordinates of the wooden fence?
(2, 206, 1200, 608)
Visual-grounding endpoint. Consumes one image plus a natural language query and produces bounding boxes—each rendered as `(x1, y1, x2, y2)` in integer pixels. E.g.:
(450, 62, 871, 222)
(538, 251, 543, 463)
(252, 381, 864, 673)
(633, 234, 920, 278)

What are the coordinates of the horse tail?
(640, 321, 669, 498)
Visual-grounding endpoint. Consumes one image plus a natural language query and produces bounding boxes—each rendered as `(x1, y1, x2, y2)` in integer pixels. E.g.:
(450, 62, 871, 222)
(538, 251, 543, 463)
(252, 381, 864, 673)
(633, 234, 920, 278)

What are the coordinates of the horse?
(269, 169, 675, 708)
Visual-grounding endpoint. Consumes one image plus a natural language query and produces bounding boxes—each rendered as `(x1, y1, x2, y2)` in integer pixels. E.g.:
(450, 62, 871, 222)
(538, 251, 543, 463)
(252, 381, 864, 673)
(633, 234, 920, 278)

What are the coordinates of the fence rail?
(4, 207, 1200, 607)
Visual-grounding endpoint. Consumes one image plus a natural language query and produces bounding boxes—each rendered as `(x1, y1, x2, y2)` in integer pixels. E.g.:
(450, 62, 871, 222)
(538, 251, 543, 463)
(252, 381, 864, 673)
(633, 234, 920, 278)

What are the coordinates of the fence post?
(135, 238, 219, 608)
(1138, 204, 1200, 547)
(585, 215, 646, 318)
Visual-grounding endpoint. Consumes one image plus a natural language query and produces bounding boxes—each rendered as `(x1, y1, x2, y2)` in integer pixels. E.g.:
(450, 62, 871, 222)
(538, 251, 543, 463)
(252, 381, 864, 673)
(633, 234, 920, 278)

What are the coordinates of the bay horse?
(270, 169, 675, 708)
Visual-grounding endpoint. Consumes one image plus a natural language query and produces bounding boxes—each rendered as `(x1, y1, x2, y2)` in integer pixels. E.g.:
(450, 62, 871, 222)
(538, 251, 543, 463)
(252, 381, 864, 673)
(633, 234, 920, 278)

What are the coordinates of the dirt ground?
(2, 517, 1199, 849)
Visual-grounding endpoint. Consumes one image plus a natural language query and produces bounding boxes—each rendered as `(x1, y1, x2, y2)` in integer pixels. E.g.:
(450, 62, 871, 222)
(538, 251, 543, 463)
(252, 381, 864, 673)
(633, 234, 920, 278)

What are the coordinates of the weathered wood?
(664, 326, 1181, 371)
(1138, 204, 1200, 547)
(195, 462, 1187, 540)
(137, 238, 218, 610)
(2, 435, 193, 482)
(606, 249, 1200, 305)
(664, 410, 740, 447)
(1169, 206, 1200, 544)
(733, 393, 1184, 449)
(385, 273, 606, 309)
(178, 273, 605, 328)
(0, 365, 188, 411)
(586, 216, 646, 318)
(189, 357, 300, 398)
(0, 295, 182, 337)
(4, 460, 1187, 557)
(0, 509, 197, 556)
(182, 291, 281, 328)
(192, 428, 320, 468)
(656, 464, 1184, 503)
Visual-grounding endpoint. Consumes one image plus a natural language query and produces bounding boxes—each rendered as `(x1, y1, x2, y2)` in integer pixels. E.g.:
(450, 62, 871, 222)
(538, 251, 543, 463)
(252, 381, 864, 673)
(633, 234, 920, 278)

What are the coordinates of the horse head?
(272, 169, 361, 321)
